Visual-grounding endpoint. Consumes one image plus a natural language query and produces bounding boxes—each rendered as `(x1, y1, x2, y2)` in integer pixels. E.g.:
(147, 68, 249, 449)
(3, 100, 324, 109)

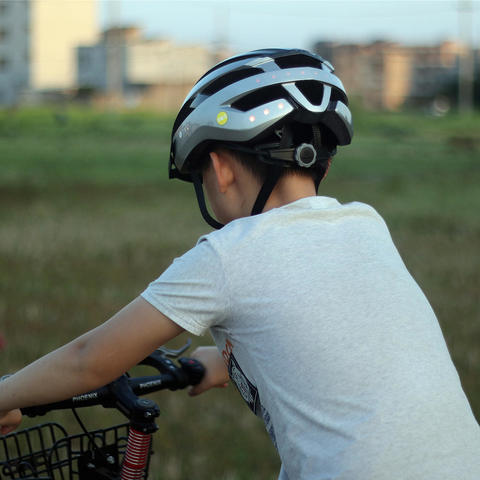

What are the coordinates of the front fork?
(121, 428, 154, 480)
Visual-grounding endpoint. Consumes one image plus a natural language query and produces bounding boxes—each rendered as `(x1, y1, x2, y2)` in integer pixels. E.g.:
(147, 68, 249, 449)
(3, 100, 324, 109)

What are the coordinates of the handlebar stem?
(109, 375, 160, 433)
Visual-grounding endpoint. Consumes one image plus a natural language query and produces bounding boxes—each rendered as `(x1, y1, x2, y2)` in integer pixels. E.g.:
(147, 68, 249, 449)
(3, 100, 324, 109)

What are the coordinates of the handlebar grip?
(178, 357, 205, 385)
(21, 404, 53, 417)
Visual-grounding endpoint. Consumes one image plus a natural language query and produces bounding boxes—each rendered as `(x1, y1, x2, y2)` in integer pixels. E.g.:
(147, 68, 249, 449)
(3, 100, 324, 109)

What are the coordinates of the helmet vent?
(232, 85, 287, 112)
(295, 80, 325, 107)
(330, 87, 349, 106)
(274, 53, 322, 69)
(173, 96, 195, 133)
(202, 67, 263, 96)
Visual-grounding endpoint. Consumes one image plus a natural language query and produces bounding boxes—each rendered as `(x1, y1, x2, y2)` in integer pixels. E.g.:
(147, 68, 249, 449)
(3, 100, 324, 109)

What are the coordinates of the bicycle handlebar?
(19, 346, 205, 421)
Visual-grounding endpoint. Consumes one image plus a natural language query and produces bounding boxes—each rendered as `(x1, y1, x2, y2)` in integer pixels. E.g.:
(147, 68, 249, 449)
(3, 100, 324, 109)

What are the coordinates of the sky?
(98, 0, 480, 53)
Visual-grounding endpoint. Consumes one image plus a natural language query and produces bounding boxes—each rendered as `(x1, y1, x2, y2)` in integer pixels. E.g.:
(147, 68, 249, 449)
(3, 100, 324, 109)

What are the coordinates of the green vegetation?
(1, 107, 479, 479)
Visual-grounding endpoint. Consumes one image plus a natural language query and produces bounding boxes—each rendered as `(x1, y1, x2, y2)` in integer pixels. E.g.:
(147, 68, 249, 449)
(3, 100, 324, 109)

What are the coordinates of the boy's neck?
(262, 174, 317, 213)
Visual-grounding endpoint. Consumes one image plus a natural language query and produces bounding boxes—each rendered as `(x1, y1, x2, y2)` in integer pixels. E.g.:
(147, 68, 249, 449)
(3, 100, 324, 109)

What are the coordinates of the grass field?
(1, 106, 479, 479)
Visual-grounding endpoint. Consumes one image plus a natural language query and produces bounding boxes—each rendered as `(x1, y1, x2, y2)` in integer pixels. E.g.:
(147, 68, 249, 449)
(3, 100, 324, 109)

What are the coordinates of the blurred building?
(314, 40, 475, 111)
(0, 0, 98, 106)
(77, 26, 225, 110)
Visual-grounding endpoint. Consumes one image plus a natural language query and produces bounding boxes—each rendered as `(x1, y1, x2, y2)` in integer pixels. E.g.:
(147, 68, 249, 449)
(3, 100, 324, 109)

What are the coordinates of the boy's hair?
(206, 146, 329, 186)
(204, 120, 337, 186)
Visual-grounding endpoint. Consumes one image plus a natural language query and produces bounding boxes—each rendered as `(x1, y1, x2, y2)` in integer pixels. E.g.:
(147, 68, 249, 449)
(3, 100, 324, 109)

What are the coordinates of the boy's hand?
(188, 346, 229, 396)
(0, 409, 22, 435)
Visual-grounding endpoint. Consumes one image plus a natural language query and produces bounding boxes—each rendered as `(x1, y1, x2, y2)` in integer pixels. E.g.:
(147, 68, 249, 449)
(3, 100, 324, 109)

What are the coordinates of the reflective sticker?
(216, 111, 228, 125)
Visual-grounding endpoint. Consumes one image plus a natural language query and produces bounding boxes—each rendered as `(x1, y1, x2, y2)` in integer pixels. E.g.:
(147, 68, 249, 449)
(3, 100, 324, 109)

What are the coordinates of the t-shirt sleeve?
(140, 238, 229, 336)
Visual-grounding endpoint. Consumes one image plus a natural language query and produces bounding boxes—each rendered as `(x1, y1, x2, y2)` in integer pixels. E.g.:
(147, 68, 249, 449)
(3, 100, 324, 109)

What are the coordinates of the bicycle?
(0, 340, 205, 480)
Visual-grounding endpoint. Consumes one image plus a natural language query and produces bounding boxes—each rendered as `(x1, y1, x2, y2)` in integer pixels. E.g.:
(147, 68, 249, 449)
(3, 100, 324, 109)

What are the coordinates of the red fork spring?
(120, 428, 152, 480)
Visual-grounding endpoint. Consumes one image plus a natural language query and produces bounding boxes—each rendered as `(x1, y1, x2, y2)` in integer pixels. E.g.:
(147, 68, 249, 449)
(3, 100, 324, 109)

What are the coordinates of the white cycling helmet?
(169, 48, 353, 228)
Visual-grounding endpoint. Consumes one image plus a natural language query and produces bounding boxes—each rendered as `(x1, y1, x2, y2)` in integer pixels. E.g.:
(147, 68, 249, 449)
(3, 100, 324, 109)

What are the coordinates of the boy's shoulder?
(197, 196, 386, 251)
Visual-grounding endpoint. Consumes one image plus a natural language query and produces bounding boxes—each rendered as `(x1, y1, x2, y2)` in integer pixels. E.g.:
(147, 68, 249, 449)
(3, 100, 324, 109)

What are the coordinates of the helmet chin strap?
(192, 168, 281, 228)
(192, 125, 325, 229)
(250, 166, 282, 216)
(192, 167, 280, 228)
(192, 173, 224, 229)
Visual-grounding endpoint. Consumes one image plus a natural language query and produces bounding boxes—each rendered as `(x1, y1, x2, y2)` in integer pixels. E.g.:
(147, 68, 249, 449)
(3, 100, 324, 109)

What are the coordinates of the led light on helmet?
(216, 111, 228, 125)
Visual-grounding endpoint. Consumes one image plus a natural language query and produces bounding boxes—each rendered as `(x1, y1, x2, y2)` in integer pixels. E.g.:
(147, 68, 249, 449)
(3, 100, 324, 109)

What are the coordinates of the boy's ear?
(209, 150, 235, 193)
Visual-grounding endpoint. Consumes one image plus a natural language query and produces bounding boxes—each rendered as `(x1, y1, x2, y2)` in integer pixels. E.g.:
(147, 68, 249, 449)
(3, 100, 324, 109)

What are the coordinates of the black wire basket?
(0, 422, 131, 480)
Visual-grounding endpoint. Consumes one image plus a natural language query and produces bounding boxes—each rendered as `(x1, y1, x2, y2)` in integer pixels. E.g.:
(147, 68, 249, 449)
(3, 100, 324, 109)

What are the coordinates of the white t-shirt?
(142, 196, 480, 480)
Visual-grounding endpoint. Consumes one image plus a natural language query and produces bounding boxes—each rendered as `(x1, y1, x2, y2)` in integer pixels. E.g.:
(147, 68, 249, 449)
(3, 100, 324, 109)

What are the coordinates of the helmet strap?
(250, 124, 292, 216)
(192, 173, 224, 229)
(250, 166, 282, 216)
(312, 125, 323, 191)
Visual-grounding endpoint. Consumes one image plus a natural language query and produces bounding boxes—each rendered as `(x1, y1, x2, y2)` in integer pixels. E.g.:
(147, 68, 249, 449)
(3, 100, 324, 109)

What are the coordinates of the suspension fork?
(120, 398, 159, 480)
(121, 428, 154, 480)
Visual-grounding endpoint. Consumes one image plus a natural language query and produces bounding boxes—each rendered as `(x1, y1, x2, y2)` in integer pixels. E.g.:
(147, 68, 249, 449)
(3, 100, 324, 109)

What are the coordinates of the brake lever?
(155, 339, 192, 358)
(138, 339, 204, 387)
(139, 339, 192, 374)
(140, 349, 179, 374)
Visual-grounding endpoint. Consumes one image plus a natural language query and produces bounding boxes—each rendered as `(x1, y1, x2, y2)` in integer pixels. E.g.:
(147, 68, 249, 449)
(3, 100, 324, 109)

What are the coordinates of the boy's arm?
(0, 296, 184, 414)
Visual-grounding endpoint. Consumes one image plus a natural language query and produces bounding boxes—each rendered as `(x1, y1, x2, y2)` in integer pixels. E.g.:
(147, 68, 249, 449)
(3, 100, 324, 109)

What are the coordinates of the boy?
(1, 49, 480, 479)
